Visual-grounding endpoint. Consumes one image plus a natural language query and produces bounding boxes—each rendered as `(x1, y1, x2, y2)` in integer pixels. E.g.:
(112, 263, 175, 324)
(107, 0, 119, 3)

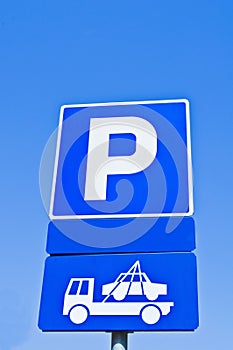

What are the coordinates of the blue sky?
(0, 0, 233, 349)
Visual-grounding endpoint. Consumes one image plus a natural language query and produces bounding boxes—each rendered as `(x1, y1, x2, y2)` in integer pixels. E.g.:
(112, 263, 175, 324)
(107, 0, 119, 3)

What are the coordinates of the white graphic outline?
(63, 261, 174, 325)
(49, 99, 193, 219)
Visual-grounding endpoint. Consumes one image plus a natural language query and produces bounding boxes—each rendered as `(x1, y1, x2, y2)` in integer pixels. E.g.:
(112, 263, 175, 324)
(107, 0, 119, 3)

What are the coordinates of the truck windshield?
(68, 280, 89, 295)
(69, 281, 80, 295)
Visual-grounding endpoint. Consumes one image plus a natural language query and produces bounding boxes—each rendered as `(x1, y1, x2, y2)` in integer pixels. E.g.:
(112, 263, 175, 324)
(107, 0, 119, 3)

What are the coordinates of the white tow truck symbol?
(63, 261, 174, 325)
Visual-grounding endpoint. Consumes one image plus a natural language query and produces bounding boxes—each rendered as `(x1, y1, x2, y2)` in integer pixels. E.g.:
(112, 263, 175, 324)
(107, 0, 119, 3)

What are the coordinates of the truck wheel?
(141, 305, 161, 325)
(69, 305, 89, 324)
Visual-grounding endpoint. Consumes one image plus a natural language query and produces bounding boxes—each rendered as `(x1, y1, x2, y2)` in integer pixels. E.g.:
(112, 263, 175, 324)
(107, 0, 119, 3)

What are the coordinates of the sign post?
(111, 332, 128, 350)
(39, 100, 198, 344)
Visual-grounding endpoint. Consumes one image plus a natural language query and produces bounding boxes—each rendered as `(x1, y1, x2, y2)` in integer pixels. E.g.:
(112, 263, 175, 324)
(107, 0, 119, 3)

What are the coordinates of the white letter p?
(84, 116, 157, 201)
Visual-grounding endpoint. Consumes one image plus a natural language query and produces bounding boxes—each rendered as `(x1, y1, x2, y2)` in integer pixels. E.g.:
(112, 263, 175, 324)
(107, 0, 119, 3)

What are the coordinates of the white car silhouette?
(102, 272, 167, 301)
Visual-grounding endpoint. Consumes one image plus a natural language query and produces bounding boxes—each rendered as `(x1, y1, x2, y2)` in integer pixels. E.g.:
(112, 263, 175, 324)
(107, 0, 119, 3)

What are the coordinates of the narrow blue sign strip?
(38, 253, 198, 331)
(46, 217, 195, 254)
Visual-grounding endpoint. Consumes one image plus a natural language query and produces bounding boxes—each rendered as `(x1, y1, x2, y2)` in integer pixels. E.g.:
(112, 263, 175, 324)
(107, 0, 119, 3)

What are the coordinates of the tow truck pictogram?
(63, 261, 174, 325)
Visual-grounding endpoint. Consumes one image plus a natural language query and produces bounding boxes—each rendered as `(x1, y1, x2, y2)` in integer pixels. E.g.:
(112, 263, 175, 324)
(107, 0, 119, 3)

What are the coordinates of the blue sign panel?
(47, 217, 195, 254)
(50, 100, 193, 220)
(38, 253, 198, 331)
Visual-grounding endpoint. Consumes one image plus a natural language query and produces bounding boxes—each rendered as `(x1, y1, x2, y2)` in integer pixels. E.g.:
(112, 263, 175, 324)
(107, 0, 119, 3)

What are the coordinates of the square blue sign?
(49, 100, 193, 220)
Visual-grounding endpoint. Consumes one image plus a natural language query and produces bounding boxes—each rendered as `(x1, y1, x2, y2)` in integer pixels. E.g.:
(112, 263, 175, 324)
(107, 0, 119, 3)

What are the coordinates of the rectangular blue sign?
(39, 253, 198, 331)
(47, 217, 195, 254)
(49, 100, 193, 220)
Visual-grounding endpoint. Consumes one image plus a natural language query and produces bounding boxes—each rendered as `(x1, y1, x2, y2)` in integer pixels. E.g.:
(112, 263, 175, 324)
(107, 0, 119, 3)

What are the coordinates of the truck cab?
(63, 278, 94, 316)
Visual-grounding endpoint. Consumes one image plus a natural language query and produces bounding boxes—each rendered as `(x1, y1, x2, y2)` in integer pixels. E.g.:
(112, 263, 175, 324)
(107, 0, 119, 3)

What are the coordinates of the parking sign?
(39, 100, 199, 334)
(50, 100, 193, 219)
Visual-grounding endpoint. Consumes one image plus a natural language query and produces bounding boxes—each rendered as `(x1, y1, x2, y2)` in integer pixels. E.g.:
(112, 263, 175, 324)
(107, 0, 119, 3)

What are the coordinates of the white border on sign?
(49, 99, 194, 220)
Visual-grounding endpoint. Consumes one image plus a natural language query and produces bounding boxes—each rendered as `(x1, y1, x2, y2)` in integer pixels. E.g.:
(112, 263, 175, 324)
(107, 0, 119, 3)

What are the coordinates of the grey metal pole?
(111, 332, 128, 350)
